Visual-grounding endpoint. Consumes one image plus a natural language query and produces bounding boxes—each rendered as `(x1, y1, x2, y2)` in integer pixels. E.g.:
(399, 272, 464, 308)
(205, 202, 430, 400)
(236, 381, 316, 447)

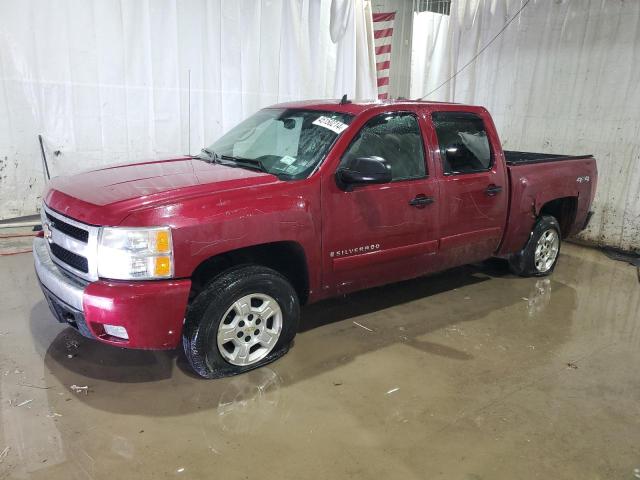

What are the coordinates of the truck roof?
(269, 98, 462, 115)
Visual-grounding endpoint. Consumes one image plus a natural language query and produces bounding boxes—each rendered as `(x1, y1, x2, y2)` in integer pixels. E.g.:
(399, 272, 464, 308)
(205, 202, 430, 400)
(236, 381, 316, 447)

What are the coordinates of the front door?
(321, 111, 440, 295)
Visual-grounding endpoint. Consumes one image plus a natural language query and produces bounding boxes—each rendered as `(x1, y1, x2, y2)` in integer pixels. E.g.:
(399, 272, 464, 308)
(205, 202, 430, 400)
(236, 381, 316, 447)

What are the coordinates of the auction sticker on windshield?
(279, 155, 296, 165)
(312, 116, 349, 134)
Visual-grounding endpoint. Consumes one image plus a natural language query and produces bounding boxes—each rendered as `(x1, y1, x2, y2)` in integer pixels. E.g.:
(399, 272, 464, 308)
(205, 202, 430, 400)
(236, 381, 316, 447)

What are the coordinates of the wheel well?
(539, 197, 577, 238)
(189, 241, 310, 304)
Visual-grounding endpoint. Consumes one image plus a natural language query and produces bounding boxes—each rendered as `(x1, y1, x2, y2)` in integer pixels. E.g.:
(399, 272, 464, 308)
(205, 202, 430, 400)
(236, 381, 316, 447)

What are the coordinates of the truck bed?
(504, 151, 593, 166)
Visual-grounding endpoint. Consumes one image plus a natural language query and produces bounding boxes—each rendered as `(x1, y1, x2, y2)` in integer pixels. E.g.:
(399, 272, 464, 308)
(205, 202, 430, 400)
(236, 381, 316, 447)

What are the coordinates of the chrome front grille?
(50, 243, 89, 273)
(41, 204, 100, 281)
(45, 211, 89, 243)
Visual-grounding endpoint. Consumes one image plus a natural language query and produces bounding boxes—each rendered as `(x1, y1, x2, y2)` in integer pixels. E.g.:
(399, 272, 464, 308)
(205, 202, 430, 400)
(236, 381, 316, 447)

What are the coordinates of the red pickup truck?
(34, 99, 597, 378)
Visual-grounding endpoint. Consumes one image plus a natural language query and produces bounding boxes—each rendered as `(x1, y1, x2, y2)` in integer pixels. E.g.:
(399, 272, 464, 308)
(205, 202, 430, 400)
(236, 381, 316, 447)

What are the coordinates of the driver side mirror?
(336, 156, 392, 191)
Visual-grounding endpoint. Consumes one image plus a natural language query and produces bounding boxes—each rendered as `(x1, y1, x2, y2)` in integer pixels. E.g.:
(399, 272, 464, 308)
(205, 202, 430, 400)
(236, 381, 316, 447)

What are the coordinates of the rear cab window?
(432, 112, 492, 175)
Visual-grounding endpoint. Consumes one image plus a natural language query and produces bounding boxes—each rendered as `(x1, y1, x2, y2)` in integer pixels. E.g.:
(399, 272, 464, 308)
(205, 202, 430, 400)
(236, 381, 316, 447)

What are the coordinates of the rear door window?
(432, 112, 492, 174)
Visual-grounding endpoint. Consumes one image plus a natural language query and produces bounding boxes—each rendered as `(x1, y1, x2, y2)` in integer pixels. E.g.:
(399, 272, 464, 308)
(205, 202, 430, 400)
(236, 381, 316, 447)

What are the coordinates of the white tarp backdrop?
(409, 8, 449, 100)
(0, 0, 377, 220)
(412, 0, 640, 253)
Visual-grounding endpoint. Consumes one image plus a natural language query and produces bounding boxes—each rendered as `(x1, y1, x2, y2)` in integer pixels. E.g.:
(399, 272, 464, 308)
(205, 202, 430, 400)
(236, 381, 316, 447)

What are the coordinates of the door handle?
(485, 184, 503, 196)
(408, 195, 435, 208)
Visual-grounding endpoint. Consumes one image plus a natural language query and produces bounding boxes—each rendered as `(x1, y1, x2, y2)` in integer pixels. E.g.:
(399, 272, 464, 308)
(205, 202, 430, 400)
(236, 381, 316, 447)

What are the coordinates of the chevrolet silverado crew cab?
(34, 99, 597, 378)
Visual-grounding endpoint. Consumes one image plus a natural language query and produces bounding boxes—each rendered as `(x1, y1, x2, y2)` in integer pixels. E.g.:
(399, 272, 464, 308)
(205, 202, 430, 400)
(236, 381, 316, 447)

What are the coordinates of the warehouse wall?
(0, 0, 377, 220)
(412, 0, 640, 253)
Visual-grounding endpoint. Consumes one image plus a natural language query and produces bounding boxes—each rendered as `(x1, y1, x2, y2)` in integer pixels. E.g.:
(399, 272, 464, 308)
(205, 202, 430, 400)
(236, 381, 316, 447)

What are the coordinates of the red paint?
(376, 60, 391, 71)
(83, 279, 191, 349)
(497, 157, 597, 254)
(375, 44, 392, 55)
(332, 239, 438, 273)
(41, 99, 597, 351)
(425, 105, 510, 267)
(44, 158, 276, 226)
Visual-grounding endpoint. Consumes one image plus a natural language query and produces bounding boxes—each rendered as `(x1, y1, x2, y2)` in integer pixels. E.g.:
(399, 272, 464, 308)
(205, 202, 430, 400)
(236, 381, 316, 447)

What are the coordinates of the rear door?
(427, 109, 508, 267)
(321, 109, 440, 294)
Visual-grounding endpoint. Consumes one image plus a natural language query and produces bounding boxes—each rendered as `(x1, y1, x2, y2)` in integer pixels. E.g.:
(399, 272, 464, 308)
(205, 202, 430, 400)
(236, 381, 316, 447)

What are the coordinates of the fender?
(119, 177, 323, 295)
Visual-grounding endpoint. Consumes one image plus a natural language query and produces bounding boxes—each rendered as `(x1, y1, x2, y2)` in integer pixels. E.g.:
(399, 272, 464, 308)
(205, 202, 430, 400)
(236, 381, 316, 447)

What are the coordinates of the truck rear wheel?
(183, 265, 300, 379)
(509, 215, 561, 277)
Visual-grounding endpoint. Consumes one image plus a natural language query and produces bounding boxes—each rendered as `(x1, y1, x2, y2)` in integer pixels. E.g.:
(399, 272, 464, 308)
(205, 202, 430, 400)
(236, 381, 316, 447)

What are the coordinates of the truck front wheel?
(509, 215, 562, 277)
(183, 265, 300, 379)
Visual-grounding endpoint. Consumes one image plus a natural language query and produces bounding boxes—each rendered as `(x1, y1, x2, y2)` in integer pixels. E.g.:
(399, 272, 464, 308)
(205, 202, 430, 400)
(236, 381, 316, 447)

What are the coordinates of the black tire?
(183, 265, 300, 379)
(509, 215, 562, 277)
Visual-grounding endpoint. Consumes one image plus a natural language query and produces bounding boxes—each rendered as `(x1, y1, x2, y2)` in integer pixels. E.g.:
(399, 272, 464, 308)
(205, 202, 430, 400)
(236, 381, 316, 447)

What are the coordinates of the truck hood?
(44, 157, 280, 225)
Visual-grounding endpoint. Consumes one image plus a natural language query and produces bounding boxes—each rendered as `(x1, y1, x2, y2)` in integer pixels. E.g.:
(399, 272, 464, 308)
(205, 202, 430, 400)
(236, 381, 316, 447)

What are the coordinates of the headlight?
(97, 227, 173, 280)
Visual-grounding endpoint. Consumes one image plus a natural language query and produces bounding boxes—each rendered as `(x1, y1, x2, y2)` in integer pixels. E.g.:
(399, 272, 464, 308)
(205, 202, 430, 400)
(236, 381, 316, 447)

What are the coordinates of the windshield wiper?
(220, 155, 269, 174)
(195, 149, 241, 168)
(195, 150, 269, 174)
(197, 148, 219, 163)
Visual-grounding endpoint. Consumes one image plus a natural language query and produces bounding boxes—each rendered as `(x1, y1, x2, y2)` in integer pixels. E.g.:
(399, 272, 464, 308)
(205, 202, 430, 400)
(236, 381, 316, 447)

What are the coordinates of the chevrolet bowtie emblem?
(43, 222, 52, 241)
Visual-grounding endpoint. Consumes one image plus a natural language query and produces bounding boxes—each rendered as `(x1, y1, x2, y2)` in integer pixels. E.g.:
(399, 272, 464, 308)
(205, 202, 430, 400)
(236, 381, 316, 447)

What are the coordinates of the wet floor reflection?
(216, 368, 284, 433)
(526, 279, 552, 317)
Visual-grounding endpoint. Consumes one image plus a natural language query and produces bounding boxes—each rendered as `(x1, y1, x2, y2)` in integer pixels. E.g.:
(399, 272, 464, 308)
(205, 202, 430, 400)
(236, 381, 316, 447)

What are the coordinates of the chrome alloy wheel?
(216, 293, 283, 366)
(534, 229, 559, 273)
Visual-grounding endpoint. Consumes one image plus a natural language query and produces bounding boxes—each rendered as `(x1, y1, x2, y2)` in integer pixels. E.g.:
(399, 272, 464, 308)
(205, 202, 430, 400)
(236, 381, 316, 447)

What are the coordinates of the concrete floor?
(0, 243, 639, 479)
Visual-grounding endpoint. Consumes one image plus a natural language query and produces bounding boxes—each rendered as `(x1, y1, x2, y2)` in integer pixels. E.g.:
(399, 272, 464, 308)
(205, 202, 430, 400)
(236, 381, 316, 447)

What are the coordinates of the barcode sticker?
(279, 155, 296, 165)
(312, 116, 349, 134)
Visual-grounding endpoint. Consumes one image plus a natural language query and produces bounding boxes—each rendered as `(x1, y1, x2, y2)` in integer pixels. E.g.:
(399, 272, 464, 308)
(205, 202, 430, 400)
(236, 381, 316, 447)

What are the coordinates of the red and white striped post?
(373, 12, 396, 100)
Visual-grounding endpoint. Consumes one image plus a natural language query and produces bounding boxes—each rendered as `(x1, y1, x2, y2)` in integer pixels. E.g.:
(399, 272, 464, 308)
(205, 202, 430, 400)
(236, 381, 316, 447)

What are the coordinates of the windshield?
(202, 108, 353, 180)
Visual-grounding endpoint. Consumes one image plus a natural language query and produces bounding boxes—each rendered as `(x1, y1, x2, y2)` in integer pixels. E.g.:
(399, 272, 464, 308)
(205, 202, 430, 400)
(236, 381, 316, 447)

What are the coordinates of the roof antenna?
(340, 94, 351, 105)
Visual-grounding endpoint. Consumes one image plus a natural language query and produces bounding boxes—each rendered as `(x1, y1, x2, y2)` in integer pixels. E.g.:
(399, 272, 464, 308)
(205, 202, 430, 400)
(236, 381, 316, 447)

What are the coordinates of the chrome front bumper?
(33, 237, 86, 311)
